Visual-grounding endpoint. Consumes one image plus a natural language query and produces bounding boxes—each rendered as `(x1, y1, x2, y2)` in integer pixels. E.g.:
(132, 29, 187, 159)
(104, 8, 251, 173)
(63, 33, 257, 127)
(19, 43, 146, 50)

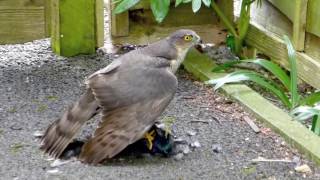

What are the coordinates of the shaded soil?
(1, 38, 320, 179)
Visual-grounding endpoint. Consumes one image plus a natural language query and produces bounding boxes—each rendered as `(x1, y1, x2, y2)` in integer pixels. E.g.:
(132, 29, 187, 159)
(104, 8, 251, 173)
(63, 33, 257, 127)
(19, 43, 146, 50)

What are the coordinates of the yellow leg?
(144, 130, 156, 150)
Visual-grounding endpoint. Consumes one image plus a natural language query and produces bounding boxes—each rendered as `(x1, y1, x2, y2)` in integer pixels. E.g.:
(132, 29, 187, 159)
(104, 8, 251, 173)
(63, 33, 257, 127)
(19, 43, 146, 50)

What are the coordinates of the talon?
(144, 130, 156, 150)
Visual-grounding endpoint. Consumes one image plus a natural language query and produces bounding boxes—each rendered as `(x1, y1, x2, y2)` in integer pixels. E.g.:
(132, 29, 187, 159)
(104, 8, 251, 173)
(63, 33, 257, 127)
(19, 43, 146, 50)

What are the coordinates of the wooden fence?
(238, 0, 320, 89)
(0, 0, 48, 44)
(0, 0, 103, 57)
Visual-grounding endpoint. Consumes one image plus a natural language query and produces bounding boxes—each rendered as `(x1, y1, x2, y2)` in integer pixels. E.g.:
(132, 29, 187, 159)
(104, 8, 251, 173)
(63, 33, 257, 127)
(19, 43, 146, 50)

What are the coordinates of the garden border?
(183, 48, 320, 165)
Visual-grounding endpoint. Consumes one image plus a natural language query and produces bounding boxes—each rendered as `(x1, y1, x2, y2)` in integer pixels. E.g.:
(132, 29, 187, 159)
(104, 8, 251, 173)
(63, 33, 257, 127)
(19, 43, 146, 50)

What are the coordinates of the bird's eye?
(184, 35, 193, 41)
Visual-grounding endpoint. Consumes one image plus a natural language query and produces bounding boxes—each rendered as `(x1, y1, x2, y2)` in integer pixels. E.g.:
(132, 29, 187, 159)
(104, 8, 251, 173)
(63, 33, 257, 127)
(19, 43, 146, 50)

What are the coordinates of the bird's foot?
(144, 130, 156, 150)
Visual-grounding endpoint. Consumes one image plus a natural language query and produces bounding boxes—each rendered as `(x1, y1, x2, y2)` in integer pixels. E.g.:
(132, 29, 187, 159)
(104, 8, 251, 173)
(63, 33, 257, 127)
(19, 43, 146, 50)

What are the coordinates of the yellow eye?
(184, 35, 192, 41)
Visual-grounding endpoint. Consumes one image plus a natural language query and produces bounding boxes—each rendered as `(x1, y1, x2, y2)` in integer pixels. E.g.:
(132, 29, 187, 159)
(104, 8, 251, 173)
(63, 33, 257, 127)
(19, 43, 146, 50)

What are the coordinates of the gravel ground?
(1, 39, 320, 180)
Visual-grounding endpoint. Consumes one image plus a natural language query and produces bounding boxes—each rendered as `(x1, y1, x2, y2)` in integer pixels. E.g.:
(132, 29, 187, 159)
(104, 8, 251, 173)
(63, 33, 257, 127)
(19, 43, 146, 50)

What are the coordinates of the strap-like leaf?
(202, 0, 211, 7)
(206, 70, 291, 107)
(244, 59, 290, 90)
(175, 0, 183, 7)
(150, 0, 170, 23)
(300, 91, 320, 106)
(283, 35, 299, 108)
(192, 0, 202, 13)
(113, 0, 141, 14)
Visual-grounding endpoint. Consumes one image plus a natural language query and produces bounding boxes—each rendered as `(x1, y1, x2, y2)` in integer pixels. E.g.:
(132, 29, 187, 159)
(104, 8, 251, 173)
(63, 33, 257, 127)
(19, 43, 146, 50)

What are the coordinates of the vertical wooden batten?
(293, 0, 308, 51)
(51, 0, 104, 57)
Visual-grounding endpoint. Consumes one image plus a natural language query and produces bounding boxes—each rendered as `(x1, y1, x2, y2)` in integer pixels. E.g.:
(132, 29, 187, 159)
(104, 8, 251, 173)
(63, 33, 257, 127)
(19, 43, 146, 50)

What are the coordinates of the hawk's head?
(167, 29, 202, 52)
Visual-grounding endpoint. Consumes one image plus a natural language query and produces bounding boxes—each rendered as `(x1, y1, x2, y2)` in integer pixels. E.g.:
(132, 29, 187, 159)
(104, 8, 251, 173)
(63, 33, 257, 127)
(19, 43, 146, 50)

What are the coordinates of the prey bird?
(40, 29, 201, 164)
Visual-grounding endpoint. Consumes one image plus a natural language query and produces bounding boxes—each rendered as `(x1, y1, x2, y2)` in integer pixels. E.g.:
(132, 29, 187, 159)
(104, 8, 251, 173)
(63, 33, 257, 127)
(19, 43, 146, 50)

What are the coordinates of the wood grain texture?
(51, 0, 60, 54)
(95, 0, 104, 47)
(292, 0, 308, 51)
(268, 0, 295, 22)
(0, 6, 45, 44)
(45, 0, 52, 37)
(59, 0, 96, 56)
(306, 0, 320, 37)
(0, 0, 44, 7)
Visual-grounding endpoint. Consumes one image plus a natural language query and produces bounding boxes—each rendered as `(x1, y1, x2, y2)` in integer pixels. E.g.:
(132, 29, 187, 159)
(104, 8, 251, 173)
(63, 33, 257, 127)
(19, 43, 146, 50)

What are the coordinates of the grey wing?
(79, 64, 177, 164)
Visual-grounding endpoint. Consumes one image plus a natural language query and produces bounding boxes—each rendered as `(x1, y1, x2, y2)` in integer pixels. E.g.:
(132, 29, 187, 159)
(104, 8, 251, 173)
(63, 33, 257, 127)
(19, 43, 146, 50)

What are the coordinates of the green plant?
(212, 0, 261, 56)
(206, 35, 320, 110)
(291, 105, 320, 136)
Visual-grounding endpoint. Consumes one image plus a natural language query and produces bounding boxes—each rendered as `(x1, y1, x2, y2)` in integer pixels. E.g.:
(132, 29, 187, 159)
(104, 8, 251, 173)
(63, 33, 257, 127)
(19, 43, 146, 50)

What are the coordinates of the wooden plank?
(45, 0, 52, 37)
(0, 7, 45, 44)
(305, 32, 320, 61)
(59, 0, 96, 56)
(248, 0, 293, 39)
(51, 0, 60, 54)
(245, 22, 320, 89)
(95, 0, 104, 47)
(0, 0, 44, 7)
(292, 0, 308, 51)
(110, 2, 129, 37)
(183, 49, 320, 166)
(268, 0, 295, 22)
(306, 0, 320, 37)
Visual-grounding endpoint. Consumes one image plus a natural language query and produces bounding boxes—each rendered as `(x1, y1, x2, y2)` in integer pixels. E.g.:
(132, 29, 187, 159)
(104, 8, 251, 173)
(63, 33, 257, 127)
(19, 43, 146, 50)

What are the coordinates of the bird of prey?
(40, 29, 201, 164)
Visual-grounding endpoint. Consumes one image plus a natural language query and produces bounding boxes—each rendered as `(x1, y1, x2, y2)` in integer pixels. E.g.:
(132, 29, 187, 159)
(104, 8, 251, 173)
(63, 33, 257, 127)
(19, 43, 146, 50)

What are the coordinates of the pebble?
(174, 153, 184, 161)
(33, 130, 44, 138)
(295, 164, 312, 173)
(182, 146, 191, 154)
(46, 168, 61, 174)
(187, 130, 197, 136)
(212, 144, 222, 153)
(50, 159, 71, 168)
(173, 138, 188, 145)
(190, 141, 201, 148)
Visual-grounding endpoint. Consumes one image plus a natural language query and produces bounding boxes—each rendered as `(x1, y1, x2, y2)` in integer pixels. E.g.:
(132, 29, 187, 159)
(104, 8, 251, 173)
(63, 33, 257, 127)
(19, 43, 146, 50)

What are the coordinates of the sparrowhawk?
(40, 29, 201, 164)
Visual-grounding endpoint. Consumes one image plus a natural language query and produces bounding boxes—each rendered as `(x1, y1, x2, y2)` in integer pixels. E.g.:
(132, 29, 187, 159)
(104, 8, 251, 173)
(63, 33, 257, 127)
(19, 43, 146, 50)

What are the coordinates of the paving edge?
(183, 48, 320, 165)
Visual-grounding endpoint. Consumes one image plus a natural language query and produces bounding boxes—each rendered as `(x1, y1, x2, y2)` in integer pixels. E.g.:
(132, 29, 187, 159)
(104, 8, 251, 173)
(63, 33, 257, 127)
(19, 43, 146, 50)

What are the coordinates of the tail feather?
(40, 89, 99, 158)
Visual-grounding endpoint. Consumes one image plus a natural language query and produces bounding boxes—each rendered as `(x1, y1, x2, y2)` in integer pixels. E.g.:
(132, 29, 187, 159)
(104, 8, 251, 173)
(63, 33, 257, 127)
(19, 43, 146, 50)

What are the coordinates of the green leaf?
(150, 0, 170, 23)
(300, 91, 320, 106)
(291, 106, 320, 121)
(226, 34, 236, 53)
(206, 70, 291, 107)
(175, 0, 183, 7)
(183, 0, 192, 3)
(202, 0, 211, 7)
(243, 59, 291, 90)
(192, 0, 202, 13)
(311, 115, 320, 135)
(291, 105, 320, 135)
(113, 0, 141, 14)
(283, 35, 300, 108)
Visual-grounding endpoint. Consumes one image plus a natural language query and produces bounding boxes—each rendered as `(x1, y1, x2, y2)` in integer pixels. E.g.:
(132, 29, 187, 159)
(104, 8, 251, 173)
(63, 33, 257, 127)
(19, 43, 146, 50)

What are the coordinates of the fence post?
(293, 0, 308, 51)
(51, 0, 104, 57)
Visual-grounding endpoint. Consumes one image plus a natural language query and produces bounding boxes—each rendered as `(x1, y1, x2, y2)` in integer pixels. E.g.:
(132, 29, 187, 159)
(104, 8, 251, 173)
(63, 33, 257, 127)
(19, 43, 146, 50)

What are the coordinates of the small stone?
(187, 130, 196, 136)
(50, 159, 71, 168)
(46, 168, 60, 174)
(182, 146, 190, 154)
(292, 156, 301, 166)
(212, 144, 222, 153)
(295, 164, 312, 173)
(190, 140, 201, 148)
(33, 130, 44, 138)
(174, 153, 184, 161)
(173, 138, 188, 145)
